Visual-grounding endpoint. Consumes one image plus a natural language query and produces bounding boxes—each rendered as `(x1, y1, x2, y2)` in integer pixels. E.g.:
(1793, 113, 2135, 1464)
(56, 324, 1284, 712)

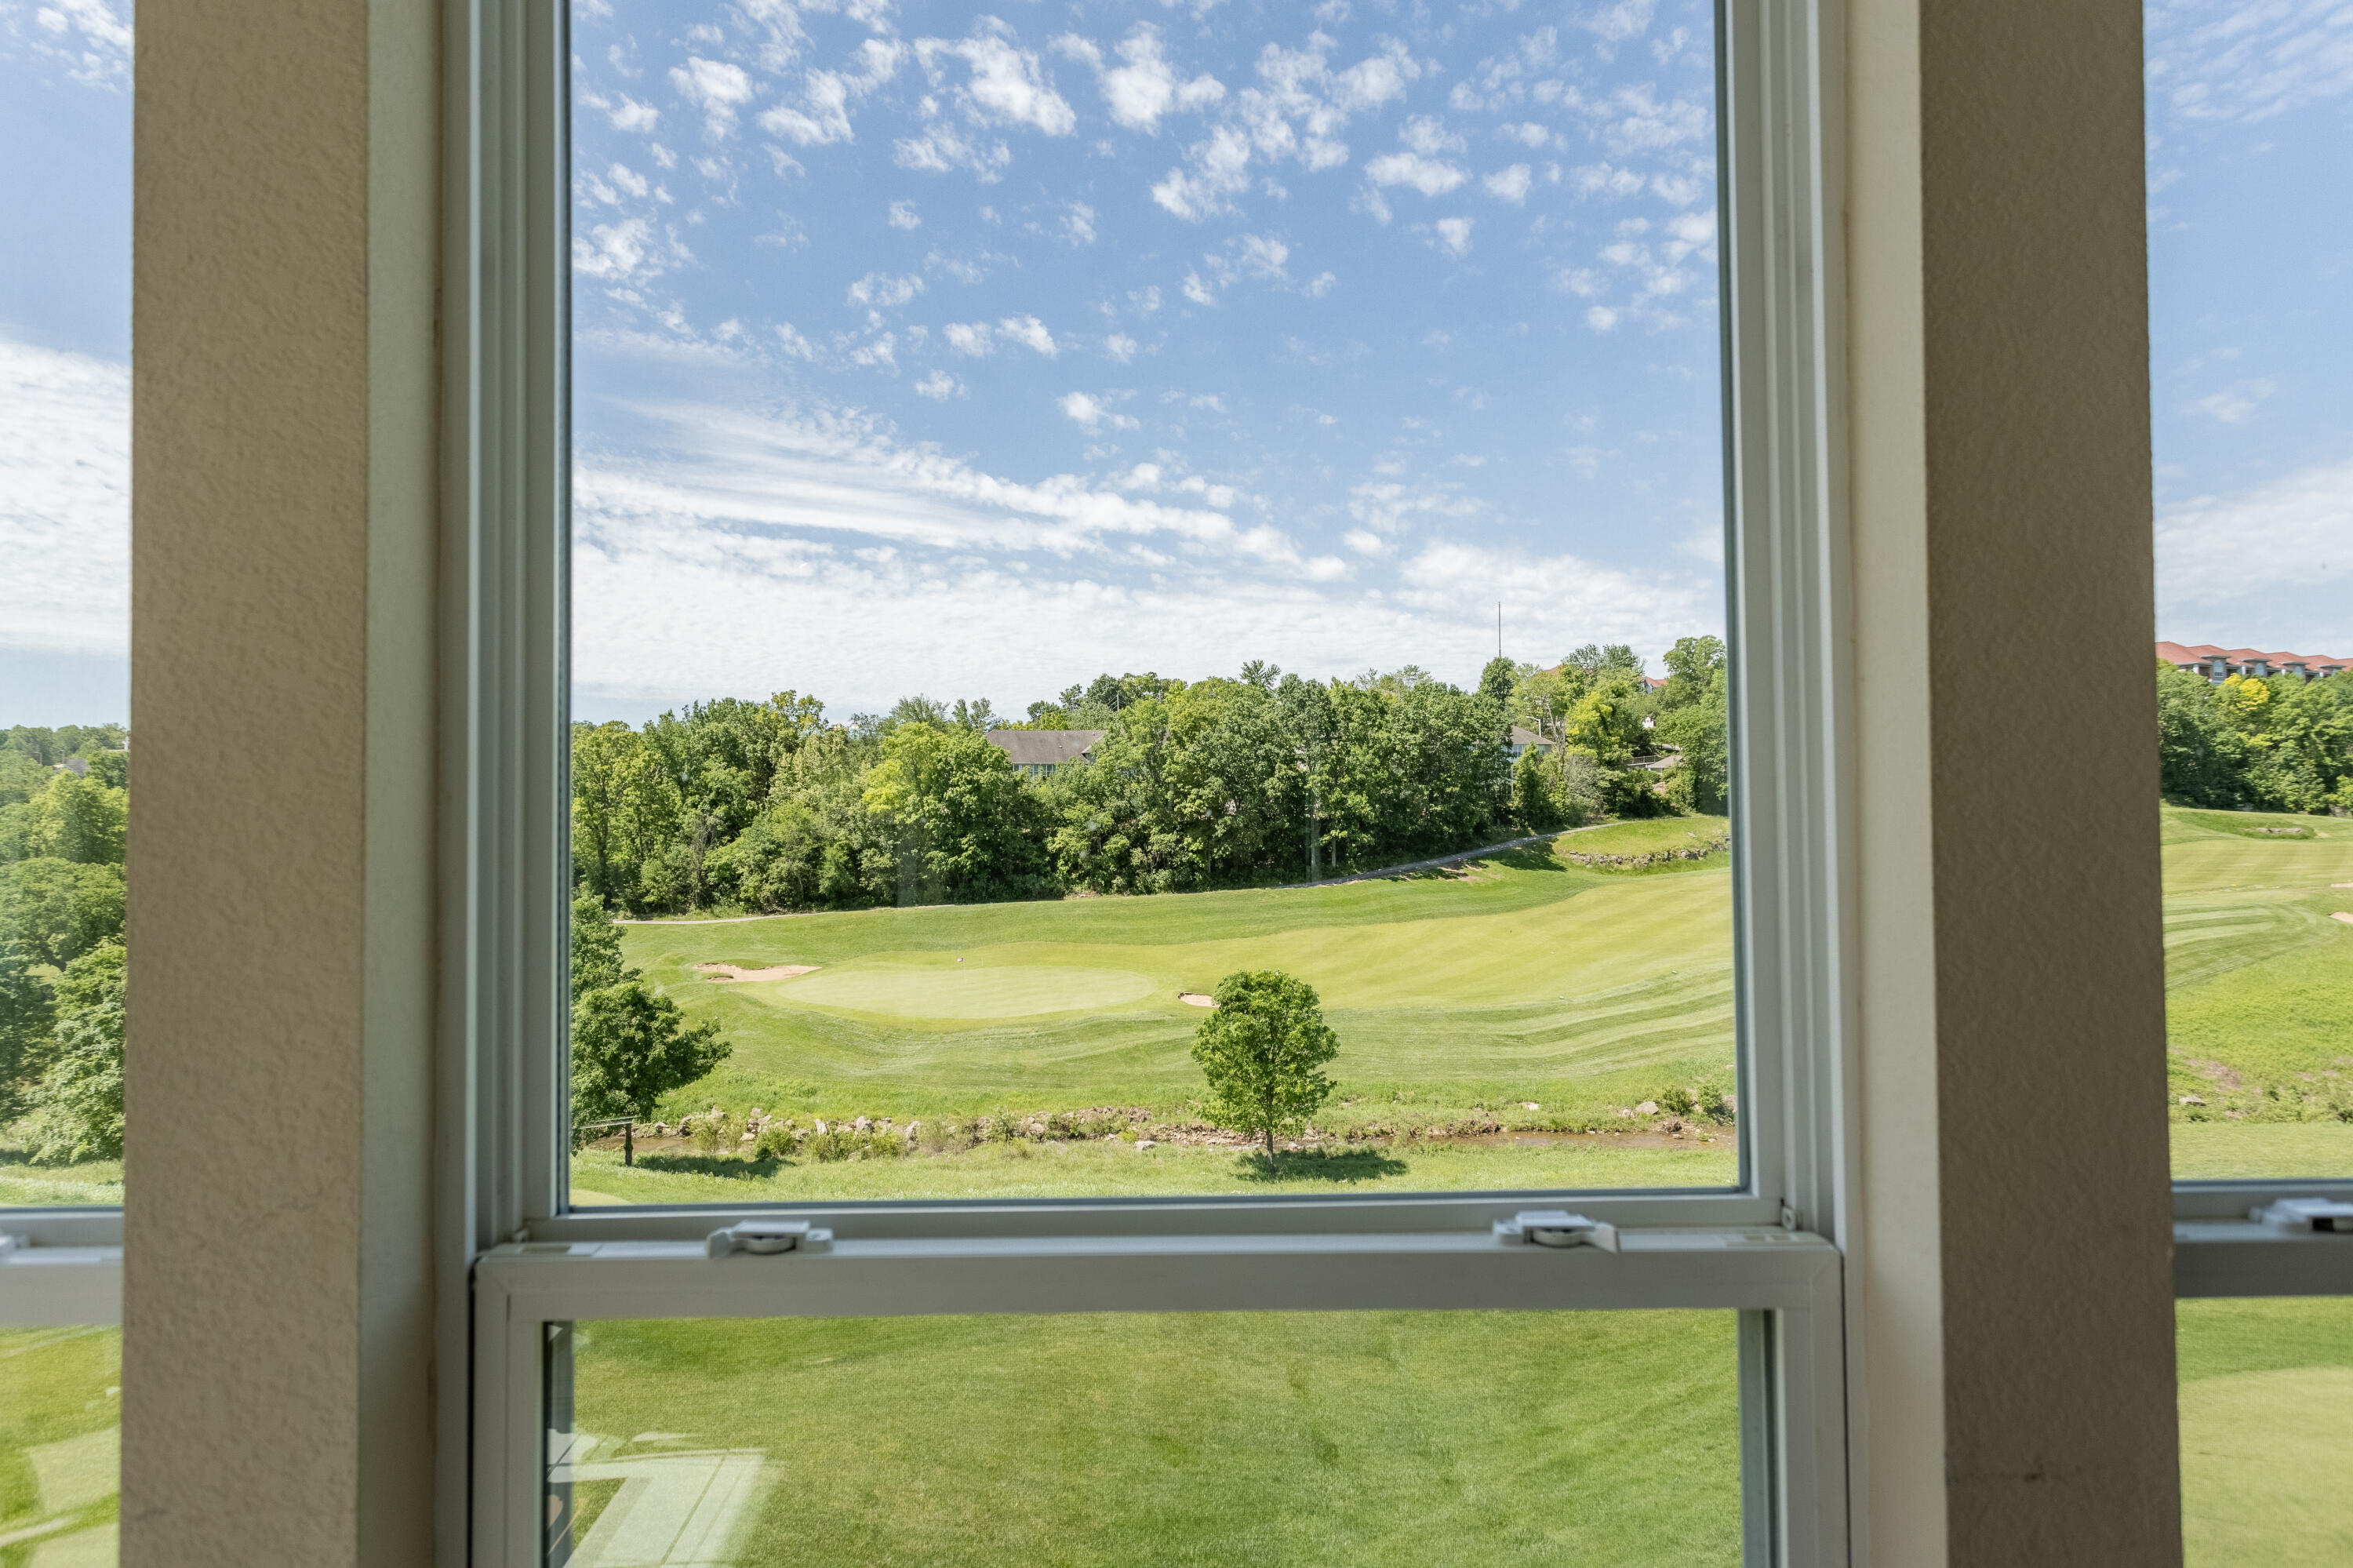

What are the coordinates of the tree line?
(570, 638, 1731, 915)
(2156, 662, 2353, 814)
(2, 726, 129, 1163)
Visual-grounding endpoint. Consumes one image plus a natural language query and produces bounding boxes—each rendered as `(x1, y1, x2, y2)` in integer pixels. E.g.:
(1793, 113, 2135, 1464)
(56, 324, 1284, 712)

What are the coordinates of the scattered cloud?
(2145, 0, 2353, 127)
(1432, 216, 1475, 256)
(0, 337, 128, 655)
(16, 0, 133, 88)
(914, 369, 963, 398)
(668, 56, 755, 138)
(846, 271, 925, 308)
(1059, 391, 1139, 431)
(2155, 457, 2353, 622)
(2192, 379, 2275, 425)
(1104, 334, 1139, 362)
(1484, 163, 1533, 202)
(888, 199, 922, 229)
(1058, 24, 1226, 133)
(915, 20, 1078, 137)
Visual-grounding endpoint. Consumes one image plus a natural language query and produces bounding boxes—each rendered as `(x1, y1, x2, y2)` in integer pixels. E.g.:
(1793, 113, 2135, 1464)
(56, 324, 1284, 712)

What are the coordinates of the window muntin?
(2145, 3, 2353, 1181)
(0, 4, 133, 1210)
(564, 0, 1740, 1206)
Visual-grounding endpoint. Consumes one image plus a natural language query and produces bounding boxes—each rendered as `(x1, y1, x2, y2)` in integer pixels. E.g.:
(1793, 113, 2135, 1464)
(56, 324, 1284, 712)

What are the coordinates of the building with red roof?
(2156, 642, 2353, 682)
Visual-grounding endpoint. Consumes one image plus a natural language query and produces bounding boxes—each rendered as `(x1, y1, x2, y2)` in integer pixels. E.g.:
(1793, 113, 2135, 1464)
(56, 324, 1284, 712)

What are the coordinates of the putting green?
(2180, 1365, 2353, 1565)
(778, 962, 1160, 1019)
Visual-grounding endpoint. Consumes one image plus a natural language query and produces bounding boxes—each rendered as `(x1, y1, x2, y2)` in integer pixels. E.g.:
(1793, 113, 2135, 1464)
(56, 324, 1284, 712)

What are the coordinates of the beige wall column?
(1848, 0, 2178, 1563)
(125, 5, 439, 1566)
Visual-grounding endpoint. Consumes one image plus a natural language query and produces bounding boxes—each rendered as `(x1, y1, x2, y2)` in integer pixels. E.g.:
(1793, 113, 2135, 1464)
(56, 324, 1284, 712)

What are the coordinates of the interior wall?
(1848, 0, 2180, 1563)
(124, 3, 439, 1565)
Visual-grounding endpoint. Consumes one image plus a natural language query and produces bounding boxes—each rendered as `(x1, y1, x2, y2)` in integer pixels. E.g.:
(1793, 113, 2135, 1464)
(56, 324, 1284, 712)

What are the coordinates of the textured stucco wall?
(1850, 0, 2180, 1563)
(124, 4, 438, 1565)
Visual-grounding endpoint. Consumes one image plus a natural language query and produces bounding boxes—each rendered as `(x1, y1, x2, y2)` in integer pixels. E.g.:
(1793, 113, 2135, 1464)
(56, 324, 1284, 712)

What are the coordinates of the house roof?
(985, 729, 1105, 767)
(2158, 641, 2350, 672)
(1507, 726, 1554, 748)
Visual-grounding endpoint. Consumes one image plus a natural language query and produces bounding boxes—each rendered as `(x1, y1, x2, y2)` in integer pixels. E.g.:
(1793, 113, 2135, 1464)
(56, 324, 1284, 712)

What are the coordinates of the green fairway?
(0, 1326, 121, 1563)
(562, 1309, 1741, 1567)
(2160, 805, 2353, 1173)
(591, 820, 1737, 1199)
(2177, 1297, 2353, 1565)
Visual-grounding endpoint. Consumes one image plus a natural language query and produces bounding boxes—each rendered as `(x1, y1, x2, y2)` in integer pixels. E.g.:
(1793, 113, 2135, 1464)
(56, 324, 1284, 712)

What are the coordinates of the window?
(0, 6, 135, 1566)
(2148, 3, 2353, 1559)
(435, 0, 1855, 1560)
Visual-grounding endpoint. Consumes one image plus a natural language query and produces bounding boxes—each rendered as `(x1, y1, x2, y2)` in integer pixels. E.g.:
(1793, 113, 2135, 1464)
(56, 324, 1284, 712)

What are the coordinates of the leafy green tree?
(1478, 655, 1518, 708)
(570, 980, 731, 1129)
(1657, 667, 1730, 814)
(1190, 969, 1341, 1160)
(861, 721, 1049, 903)
(569, 894, 627, 999)
(20, 940, 125, 1164)
(0, 859, 126, 966)
(0, 941, 56, 1126)
(1660, 635, 1726, 710)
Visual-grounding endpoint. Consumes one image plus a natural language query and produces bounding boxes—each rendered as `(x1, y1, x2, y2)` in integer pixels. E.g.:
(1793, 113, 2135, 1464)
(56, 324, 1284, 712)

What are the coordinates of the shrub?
(1191, 970, 1341, 1160)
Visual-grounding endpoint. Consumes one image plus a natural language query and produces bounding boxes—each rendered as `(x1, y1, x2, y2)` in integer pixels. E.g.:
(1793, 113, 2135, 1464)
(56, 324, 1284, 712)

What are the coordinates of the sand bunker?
(697, 962, 820, 983)
(2333, 913, 2353, 927)
(1177, 991, 1217, 1008)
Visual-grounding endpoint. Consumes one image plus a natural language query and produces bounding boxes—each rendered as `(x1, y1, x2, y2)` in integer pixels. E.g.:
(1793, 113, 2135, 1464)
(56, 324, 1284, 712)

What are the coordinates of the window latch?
(0, 1233, 27, 1260)
(706, 1220, 833, 1258)
(2253, 1198, 2353, 1235)
(1493, 1210, 1619, 1252)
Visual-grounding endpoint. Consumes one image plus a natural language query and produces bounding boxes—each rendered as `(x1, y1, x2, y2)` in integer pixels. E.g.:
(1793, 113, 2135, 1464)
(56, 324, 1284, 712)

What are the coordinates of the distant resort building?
(2157, 642, 2352, 682)
(985, 729, 1106, 780)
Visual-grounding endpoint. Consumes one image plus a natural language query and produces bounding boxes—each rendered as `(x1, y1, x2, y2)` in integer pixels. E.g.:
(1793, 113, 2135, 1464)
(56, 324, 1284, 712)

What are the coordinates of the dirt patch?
(2183, 1057, 2245, 1090)
(696, 962, 819, 983)
(1176, 991, 1217, 1007)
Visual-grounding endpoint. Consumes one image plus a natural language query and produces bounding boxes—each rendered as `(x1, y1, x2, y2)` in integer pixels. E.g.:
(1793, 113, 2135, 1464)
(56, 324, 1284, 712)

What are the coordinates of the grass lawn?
(589, 821, 1736, 1202)
(562, 1309, 1741, 1567)
(2177, 1296, 2353, 1566)
(2159, 805, 2353, 1173)
(0, 1326, 121, 1563)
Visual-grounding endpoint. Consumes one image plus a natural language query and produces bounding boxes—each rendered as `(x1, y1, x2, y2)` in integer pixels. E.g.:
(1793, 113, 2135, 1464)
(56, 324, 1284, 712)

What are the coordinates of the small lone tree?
(1190, 969, 1340, 1161)
(567, 897, 730, 1134)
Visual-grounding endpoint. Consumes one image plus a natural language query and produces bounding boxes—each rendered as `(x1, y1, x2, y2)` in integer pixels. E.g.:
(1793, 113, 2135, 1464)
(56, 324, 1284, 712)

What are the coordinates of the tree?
(1478, 655, 1518, 708)
(0, 941, 55, 1126)
(570, 980, 730, 1128)
(570, 894, 627, 999)
(0, 859, 126, 966)
(861, 721, 1049, 904)
(1190, 969, 1341, 1160)
(20, 940, 125, 1164)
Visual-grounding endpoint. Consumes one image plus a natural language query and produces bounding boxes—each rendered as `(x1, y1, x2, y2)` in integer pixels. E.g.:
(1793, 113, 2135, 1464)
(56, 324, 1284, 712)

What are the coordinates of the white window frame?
(436, 2, 1862, 1563)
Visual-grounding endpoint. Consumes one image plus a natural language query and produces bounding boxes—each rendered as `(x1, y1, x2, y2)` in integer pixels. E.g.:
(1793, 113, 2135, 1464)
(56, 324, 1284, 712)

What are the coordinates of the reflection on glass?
(2146, 4, 2353, 1179)
(1, 6, 133, 1206)
(2177, 1297, 2353, 1564)
(548, 1311, 1738, 1566)
(0, 1326, 121, 1564)
(566, 2, 1736, 1201)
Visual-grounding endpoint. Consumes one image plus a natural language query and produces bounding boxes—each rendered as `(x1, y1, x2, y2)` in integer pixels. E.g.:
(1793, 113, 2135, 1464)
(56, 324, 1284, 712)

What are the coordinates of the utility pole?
(1497, 600, 1502, 659)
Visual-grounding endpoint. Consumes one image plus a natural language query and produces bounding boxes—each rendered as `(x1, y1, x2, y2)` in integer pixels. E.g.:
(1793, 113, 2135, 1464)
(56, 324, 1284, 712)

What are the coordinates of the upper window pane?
(1, 2, 133, 1210)
(2146, 3, 2353, 1180)
(565, 1, 1734, 1202)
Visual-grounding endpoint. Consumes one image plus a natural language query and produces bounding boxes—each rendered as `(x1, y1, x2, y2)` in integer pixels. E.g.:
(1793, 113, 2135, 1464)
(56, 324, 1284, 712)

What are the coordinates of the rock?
(1522, 1101, 1540, 1111)
(1135, 1140, 1155, 1150)
(1636, 1101, 1659, 1115)
(853, 1116, 871, 1133)
(739, 1132, 756, 1143)
(2179, 1094, 2206, 1106)
(813, 1119, 827, 1134)
(1617, 1108, 1634, 1118)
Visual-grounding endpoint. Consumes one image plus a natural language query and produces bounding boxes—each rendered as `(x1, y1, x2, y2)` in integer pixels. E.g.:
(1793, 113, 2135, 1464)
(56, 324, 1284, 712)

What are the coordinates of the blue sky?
(2, 1, 2350, 729)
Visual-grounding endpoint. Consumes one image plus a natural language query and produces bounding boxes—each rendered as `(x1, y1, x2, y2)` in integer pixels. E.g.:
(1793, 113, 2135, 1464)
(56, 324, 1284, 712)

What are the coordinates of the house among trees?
(985, 728, 1107, 780)
(1505, 725, 1556, 763)
(2157, 641, 2352, 682)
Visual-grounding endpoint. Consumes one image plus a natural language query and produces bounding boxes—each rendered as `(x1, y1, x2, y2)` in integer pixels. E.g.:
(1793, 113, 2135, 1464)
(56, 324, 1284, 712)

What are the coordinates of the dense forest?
(1, 725, 129, 1162)
(2156, 662, 2353, 814)
(570, 638, 1735, 915)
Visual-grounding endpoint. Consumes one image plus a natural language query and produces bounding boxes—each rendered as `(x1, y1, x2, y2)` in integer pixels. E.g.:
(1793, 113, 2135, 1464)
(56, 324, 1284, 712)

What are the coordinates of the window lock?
(706, 1220, 833, 1257)
(1493, 1210, 1620, 1252)
(2253, 1198, 2353, 1235)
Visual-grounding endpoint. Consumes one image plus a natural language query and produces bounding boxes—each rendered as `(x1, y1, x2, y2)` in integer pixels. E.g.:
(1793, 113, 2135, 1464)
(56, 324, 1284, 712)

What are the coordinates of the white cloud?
(1572, 162, 1649, 198)
(1062, 202, 1097, 244)
(1181, 271, 1217, 306)
(1585, 305, 1619, 331)
(573, 216, 690, 283)
(581, 92, 660, 133)
(915, 21, 1078, 136)
(1580, 1, 1659, 45)
(846, 271, 924, 307)
(0, 337, 128, 656)
(1151, 125, 1254, 220)
(944, 322, 995, 356)
(668, 56, 755, 138)
(1059, 391, 1139, 431)
(2192, 379, 2275, 425)
(893, 123, 1014, 181)
(1151, 35, 1424, 219)
(2155, 457, 2353, 628)
(1060, 24, 1226, 132)
(998, 315, 1059, 356)
(889, 199, 922, 229)
(2146, 0, 2353, 126)
(1500, 122, 1555, 149)
(775, 323, 816, 359)
(1398, 115, 1467, 157)
(1304, 271, 1337, 297)
(19, 0, 132, 86)
(1365, 151, 1467, 197)
(1104, 334, 1139, 363)
(1485, 164, 1533, 202)
(1343, 529, 1389, 556)
(1432, 217, 1475, 256)
(759, 40, 907, 147)
(914, 369, 963, 398)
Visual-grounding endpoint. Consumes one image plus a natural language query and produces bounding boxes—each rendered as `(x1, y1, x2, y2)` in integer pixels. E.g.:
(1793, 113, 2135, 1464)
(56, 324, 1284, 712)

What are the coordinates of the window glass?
(2147, 3, 2353, 1179)
(0, 3, 133, 1209)
(2176, 1297, 2353, 1563)
(547, 1309, 1740, 1565)
(566, 1, 1735, 1202)
(0, 1326, 121, 1561)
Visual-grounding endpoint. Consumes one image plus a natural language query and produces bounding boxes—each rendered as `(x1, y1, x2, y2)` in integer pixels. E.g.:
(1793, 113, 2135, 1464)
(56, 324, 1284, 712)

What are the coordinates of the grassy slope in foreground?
(2177, 1297, 2353, 1566)
(591, 821, 1736, 1200)
(567, 1309, 1740, 1568)
(2160, 804, 2353, 1173)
